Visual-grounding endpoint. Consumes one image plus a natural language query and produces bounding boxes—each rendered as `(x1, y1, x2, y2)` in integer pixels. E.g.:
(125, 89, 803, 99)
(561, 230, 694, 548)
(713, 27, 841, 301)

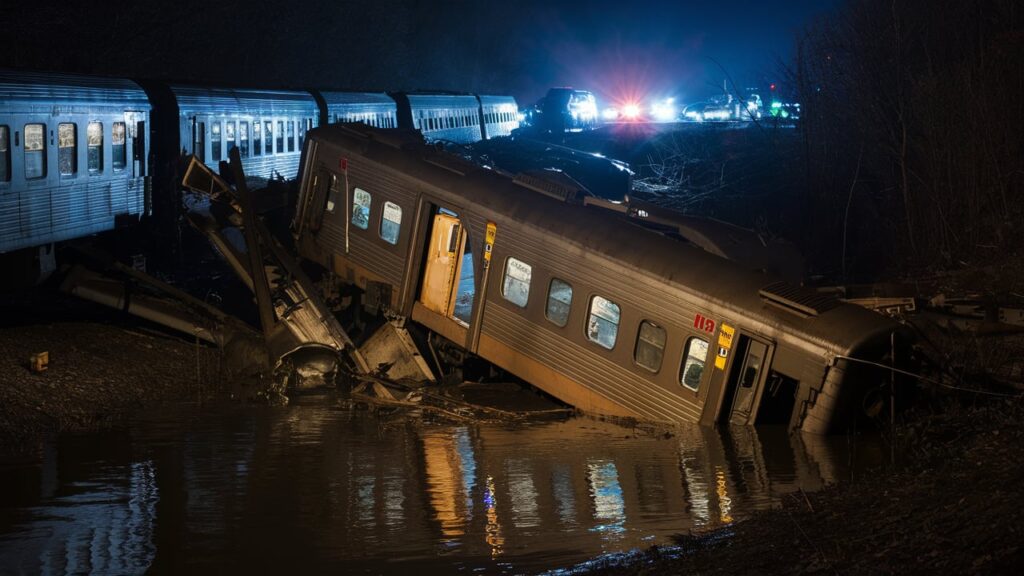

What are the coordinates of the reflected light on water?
(0, 397, 884, 574)
(715, 468, 734, 525)
(587, 460, 626, 537)
(484, 475, 505, 557)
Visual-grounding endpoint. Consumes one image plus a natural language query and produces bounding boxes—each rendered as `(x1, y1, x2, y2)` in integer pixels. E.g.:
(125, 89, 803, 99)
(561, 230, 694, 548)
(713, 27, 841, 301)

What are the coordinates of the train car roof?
(477, 94, 518, 107)
(170, 85, 318, 115)
(309, 124, 899, 356)
(319, 92, 395, 107)
(0, 70, 151, 111)
(395, 93, 481, 109)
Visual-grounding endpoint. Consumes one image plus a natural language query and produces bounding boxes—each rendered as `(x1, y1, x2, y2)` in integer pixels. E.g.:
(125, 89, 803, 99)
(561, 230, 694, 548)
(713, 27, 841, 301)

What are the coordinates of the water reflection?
(0, 394, 883, 574)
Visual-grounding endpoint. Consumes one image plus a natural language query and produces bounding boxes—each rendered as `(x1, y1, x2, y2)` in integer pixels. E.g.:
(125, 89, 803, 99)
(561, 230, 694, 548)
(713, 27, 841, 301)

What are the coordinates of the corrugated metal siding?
(479, 95, 519, 138)
(315, 161, 416, 289)
(1, 177, 144, 252)
(407, 94, 483, 144)
(323, 93, 397, 128)
(484, 304, 702, 423)
(171, 86, 318, 115)
(479, 225, 706, 423)
(0, 71, 151, 113)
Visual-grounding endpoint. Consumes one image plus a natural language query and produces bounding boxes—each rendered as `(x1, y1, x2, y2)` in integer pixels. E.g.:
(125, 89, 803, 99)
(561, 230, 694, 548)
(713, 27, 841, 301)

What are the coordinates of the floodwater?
(0, 392, 883, 574)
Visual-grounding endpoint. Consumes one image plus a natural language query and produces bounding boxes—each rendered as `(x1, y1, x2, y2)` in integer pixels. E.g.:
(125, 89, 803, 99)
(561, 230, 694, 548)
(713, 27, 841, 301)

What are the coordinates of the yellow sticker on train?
(718, 324, 735, 349)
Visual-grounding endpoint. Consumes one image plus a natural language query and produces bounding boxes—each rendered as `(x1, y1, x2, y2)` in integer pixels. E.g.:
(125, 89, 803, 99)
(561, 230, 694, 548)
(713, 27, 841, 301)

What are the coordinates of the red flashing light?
(770, 83, 777, 91)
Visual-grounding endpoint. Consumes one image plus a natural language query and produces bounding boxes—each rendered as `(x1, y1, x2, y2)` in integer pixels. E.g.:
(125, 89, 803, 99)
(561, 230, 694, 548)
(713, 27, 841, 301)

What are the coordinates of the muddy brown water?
(0, 392, 885, 574)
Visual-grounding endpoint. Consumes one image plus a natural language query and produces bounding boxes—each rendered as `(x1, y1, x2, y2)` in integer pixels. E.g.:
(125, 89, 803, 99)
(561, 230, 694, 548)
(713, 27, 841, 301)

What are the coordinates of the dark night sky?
(2, 0, 835, 106)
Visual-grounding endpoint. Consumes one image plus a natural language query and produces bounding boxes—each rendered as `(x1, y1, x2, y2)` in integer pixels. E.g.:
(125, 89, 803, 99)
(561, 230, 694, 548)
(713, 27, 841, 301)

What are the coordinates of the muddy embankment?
(0, 293, 224, 455)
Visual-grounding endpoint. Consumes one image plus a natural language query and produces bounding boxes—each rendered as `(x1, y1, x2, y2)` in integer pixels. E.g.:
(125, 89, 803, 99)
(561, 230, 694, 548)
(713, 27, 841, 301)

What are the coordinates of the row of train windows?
(324, 177, 402, 245)
(333, 112, 396, 129)
(417, 110, 478, 132)
(196, 118, 313, 163)
(500, 256, 710, 391)
(0, 122, 126, 182)
(483, 110, 516, 124)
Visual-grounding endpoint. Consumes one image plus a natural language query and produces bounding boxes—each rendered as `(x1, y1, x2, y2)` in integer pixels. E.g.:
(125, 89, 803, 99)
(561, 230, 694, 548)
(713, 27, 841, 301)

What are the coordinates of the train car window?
(501, 257, 532, 308)
(0, 125, 10, 181)
(252, 121, 261, 156)
(680, 337, 710, 391)
(225, 121, 236, 154)
(325, 173, 339, 213)
(351, 187, 371, 229)
(287, 121, 295, 152)
(276, 121, 284, 153)
(239, 122, 249, 157)
(298, 119, 306, 148)
(58, 123, 77, 176)
(586, 296, 620, 350)
(23, 123, 46, 180)
(264, 121, 274, 155)
(196, 122, 206, 163)
(545, 278, 573, 327)
(112, 122, 127, 170)
(380, 201, 402, 245)
(210, 122, 222, 162)
(634, 321, 667, 372)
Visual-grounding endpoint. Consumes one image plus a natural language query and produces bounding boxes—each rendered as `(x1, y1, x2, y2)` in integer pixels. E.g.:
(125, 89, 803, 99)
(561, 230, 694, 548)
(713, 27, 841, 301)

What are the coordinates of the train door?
(718, 334, 773, 425)
(127, 113, 146, 178)
(419, 209, 474, 324)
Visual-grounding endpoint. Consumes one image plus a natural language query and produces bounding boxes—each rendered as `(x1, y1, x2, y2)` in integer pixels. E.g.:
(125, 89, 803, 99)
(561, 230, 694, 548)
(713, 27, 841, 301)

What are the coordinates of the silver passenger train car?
(170, 86, 320, 181)
(294, 123, 907, 434)
(3, 70, 520, 268)
(0, 71, 150, 255)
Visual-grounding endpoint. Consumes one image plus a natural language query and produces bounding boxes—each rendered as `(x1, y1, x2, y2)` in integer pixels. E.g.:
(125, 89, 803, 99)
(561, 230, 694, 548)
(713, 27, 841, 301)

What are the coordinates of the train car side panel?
(172, 86, 319, 181)
(0, 71, 150, 254)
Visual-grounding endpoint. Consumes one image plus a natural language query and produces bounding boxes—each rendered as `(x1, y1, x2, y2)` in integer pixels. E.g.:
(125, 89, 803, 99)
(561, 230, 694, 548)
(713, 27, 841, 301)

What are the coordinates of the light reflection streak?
(715, 468, 734, 524)
(586, 460, 626, 537)
(551, 464, 578, 528)
(679, 454, 711, 527)
(422, 427, 476, 543)
(20, 460, 159, 575)
(484, 475, 505, 557)
(507, 460, 540, 529)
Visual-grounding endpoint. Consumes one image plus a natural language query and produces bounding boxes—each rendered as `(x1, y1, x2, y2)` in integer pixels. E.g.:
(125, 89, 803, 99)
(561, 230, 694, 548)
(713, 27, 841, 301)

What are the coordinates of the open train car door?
(413, 207, 475, 345)
(718, 333, 775, 425)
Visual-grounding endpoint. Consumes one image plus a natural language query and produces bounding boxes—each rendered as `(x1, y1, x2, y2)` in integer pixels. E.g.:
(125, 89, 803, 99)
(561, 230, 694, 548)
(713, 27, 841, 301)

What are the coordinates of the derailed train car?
(293, 123, 909, 434)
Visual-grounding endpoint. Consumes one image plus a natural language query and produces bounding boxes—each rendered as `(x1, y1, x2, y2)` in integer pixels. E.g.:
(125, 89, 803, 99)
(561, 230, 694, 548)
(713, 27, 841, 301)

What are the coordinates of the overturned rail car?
(293, 124, 908, 434)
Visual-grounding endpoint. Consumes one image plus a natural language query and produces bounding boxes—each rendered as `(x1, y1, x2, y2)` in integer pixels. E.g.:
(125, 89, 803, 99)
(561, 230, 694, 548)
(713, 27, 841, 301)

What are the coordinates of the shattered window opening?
(501, 257, 532, 308)
(681, 337, 710, 391)
(545, 278, 573, 327)
(587, 295, 620, 350)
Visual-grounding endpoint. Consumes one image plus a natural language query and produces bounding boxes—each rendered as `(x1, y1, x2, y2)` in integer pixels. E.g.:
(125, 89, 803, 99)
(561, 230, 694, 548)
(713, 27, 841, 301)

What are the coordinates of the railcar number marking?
(693, 313, 716, 334)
